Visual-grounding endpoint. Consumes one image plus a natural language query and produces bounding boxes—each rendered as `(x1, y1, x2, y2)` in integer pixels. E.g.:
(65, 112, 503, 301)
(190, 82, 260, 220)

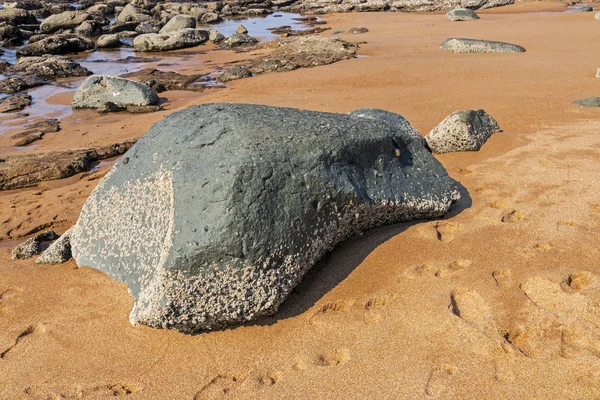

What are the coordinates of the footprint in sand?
(404, 263, 436, 279)
(521, 276, 588, 316)
(568, 271, 595, 291)
(0, 322, 46, 360)
(0, 286, 24, 317)
(194, 373, 245, 400)
(489, 199, 510, 209)
(492, 269, 513, 288)
(363, 294, 394, 324)
(425, 364, 458, 398)
(432, 222, 463, 243)
(308, 300, 353, 325)
(23, 382, 142, 398)
(450, 288, 493, 331)
(435, 259, 471, 278)
(501, 209, 527, 223)
(315, 348, 351, 367)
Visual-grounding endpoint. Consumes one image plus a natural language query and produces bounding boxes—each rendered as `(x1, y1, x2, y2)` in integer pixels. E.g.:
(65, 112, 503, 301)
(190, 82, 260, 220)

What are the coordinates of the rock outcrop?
(70, 103, 460, 333)
(441, 38, 526, 53)
(72, 75, 159, 109)
(159, 14, 195, 33)
(7, 55, 91, 78)
(425, 109, 501, 153)
(573, 97, 600, 107)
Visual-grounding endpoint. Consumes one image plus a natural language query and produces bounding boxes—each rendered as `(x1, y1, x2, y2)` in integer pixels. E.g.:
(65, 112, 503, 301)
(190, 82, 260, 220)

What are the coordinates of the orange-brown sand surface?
(3, 3, 600, 398)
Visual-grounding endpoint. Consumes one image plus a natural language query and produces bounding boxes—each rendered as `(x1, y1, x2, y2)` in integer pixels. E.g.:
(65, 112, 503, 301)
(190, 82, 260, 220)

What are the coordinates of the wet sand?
(2, 3, 600, 398)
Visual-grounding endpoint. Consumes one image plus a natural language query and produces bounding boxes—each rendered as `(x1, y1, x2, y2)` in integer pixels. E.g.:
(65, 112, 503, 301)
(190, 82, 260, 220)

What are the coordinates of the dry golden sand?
(3, 3, 600, 398)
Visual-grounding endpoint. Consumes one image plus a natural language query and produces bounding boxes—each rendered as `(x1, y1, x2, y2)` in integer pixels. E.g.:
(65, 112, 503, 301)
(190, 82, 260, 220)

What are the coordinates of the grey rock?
(72, 75, 159, 109)
(425, 109, 501, 153)
(35, 228, 73, 264)
(441, 37, 525, 53)
(70, 103, 460, 332)
(8, 55, 92, 78)
(573, 97, 600, 107)
(0, 8, 38, 25)
(208, 29, 225, 43)
(75, 19, 103, 36)
(160, 14, 195, 33)
(12, 230, 58, 260)
(16, 34, 95, 56)
(40, 11, 91, 33)
(136, 21, 162, 34)
(200, 12, 219, 23)
(445, 8, 480, 20)
(109, 21, 140, 33)
(133, 29, 209, 51)
(0, 23, 25, 46)
(87, 3, 116, 17)
(0, 75, 47, 94)
(96, 33, 121, 48)
(220, 33, 258, 49)
(218, 65, 252, 82)
(117, 3, 152, 23)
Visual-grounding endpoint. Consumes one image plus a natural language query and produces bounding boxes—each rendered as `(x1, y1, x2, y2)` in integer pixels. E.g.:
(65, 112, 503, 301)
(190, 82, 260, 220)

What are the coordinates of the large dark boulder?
(71, 103, 460, 333)
(39, 10, 91, 33)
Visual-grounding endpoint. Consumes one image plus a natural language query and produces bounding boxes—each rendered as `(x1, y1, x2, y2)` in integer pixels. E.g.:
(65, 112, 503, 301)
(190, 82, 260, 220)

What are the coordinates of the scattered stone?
(236, 24, 248, 34)
(0, 93, 32, 112)
(200, 12, 219, 23)
(136, 21, 161, 34)
(0, 23, 25, 46)
(17, 34, 95, 57)
(72, 75, 159, 110)
(425, 109, 501, 153)
(348, 27, 369, 34)
(160, 14, 195, 33)
(70, 103, 460, 332)
(0, 8, 38, 25)
(75, 19, 103, 36)
(7, 55, 92, 78)
(11, 230, 58, 260)
(250, 59, 297, 74)
(595, 11, 600, 19)
(96, 33, 121, 48)
(86, 3, 116, 17)
(40, 10, 91, 33)
(117, 3, 152, 23)
(445, 8, 480, 21)
(573, 97, 600, 107)
(208, 29, 225, 43)
(35, 228, 74, 264)
(109, 21, 139, 33)
(0, 140, 136, 190)
(0, 75, 47, 94)
(220, 33, 259, 49)
(133, 29, 209, 51)
(441, 38, 526, 53)
(218, 65, 253, 82)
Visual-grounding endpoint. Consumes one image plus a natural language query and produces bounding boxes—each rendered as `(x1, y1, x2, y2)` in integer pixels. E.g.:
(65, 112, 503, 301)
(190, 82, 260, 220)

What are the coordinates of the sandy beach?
(2, 3, 600, 398)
